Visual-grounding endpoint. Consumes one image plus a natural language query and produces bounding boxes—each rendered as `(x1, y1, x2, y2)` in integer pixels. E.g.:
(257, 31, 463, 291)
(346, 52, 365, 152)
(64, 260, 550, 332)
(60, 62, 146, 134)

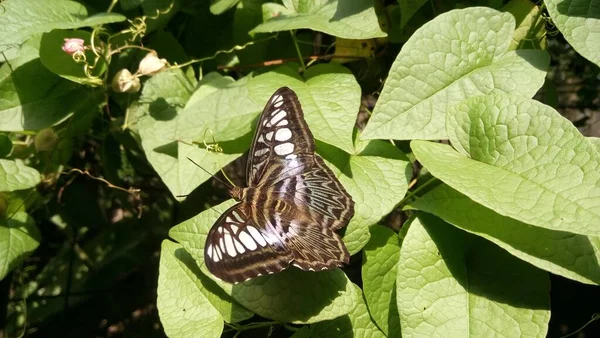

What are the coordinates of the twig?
(60, 168, 143, 218)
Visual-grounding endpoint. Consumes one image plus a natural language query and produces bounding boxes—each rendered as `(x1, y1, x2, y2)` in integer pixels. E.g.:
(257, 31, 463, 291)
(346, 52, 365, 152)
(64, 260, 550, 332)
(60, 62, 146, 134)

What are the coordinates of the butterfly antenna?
(201, 129, 238, 189)
(186, 157, 234, 189)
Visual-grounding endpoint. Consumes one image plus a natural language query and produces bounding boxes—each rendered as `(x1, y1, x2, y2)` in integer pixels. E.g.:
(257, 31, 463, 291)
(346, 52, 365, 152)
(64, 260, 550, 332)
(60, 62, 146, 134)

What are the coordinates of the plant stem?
(290, 30, 307, 71)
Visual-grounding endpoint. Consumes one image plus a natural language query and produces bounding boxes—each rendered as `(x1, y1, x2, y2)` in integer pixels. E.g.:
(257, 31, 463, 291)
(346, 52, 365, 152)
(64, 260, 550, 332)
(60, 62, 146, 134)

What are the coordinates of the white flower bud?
(112, 69, 141, 93)
(137, 51, 168, 76)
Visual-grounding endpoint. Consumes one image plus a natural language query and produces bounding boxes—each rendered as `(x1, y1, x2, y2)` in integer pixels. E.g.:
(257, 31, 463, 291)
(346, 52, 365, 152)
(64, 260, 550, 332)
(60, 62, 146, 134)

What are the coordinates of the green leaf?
(185, 64, 360, 154)
(0, 57, 91, 131)
(0, 0, 125, 52)
(290, 326, 311, 338)
(210, 0, 241, 14)
(503, 0, 547, 50)
(440, 94, 600, 237)
(0, 212, 40, 280)
(361, 7, 549, 140)
(589, 136, 600, 153)
(40, 30, 106, 86)
(398, 0, 428, 29)
(412, 140, 600, 238)
(0, 159, 40, 192)
(157, 240, 224, 338)
(310, 284, 385, 338)
(251, 0, 386, 39)
(408, 184, 600, 285)
(324, 139, 411, 254)
(545, 0, 600, 66)
(230, 268, 357, 324)
(397, 214, 550, 337)
(170, 200, 358, 324)
(136, 70, 242, 198)
(361, 225, 401, 337)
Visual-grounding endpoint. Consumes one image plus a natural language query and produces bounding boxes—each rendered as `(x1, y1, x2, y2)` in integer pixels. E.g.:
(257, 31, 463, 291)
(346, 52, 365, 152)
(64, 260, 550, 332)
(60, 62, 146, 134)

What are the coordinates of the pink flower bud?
(137, 51, 168, 76)
(112, 69, 141, 93)
(62, 38, 86, 55)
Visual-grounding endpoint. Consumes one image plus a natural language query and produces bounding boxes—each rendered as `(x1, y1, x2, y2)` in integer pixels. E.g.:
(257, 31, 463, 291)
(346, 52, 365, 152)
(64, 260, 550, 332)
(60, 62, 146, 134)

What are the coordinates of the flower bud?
(112, 69, 141, 93)
(62, 38, 85, 55)
(35, 128, 58, 152)
(137, 51, 168, 76)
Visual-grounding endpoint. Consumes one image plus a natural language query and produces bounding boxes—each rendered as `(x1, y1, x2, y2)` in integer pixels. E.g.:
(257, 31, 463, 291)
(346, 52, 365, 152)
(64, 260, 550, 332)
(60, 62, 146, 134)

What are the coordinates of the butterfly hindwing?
(204, 203, 293, 283)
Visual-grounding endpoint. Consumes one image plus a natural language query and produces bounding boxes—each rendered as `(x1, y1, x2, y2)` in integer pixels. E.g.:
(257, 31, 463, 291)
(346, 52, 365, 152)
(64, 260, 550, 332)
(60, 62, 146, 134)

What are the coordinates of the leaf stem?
(397, 176, 439, 207)
(290, 30, 307, 71)
(560, 313, 600, 338)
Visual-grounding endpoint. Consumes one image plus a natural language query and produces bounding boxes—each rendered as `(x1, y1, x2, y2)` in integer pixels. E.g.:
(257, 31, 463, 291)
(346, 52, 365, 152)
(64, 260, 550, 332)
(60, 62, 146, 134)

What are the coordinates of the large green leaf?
(545, 0, 600, 66)
(157, 237, 253, 323)
(408, 184, 600, 285)
(157, 240, 224, 338)
(323, 139, 411, 254)
(361, 225, 401, 337)
(361, 7, 549, 140)
(0, 0, 125, 52)
(0, 159, 40, 192)
(184, 64, 360, 154)
(412, 140, 600, 238)
(0, 212, 40, 280)
(310, 284, 385, 338)
(251, 0, 386, 39)
(136, 70, 243, 198)
(397, 214, 550, 337)
(0, 56, 95, 131)
(169, 200, 358, 324)
(437, 94, 600, 236)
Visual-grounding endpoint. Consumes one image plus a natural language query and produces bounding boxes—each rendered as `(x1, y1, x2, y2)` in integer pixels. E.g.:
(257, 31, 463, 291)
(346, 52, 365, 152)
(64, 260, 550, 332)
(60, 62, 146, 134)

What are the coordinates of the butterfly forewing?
(204, 87, 355, 283)
(247, 87, 314, 185)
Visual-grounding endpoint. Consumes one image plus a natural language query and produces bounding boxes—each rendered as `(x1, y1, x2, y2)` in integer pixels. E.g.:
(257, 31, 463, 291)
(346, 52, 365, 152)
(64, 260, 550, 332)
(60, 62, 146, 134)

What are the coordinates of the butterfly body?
(204, 87, 354, 283)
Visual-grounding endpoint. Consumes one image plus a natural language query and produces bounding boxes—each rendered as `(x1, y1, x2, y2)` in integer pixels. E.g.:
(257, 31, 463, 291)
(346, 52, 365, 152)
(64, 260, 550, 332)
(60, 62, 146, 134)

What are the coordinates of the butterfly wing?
(247, 87, 314, 185)
(205, 86, 355, 283)
(260, 203, 350, 271)
(204, 203, 293, 283)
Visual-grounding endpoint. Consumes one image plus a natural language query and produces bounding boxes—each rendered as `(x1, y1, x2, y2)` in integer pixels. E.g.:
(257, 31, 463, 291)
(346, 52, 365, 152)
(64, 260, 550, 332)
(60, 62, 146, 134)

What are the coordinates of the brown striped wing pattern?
(204, 87, 354, 283)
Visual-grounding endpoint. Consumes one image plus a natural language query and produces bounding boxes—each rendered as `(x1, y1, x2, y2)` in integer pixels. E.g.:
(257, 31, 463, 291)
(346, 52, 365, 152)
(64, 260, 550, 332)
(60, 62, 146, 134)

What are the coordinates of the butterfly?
(204, 87, 355, 283)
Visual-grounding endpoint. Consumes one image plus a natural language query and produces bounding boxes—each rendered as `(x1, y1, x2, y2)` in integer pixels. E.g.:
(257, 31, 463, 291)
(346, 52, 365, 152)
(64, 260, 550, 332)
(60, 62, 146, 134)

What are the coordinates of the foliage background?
(0, 0, 599, 337)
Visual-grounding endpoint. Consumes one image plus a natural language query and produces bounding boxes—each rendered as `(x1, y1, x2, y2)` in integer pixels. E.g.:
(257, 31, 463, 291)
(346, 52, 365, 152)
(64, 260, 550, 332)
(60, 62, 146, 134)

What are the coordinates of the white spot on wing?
(265, 131, 274, 141)
(233, 238, 245, 253)
(274, 142, 294, 155)
(286, 154, 297, 160)
(270, 94, 282, 104)
(270, 110, 286, 125)
(274, 100, 283, 108)
(230, 224, 239, 233)
(219, 237, 226, 253)
(239, 231, 258, 250)
(277, 120, 289, 126)
(247, 226, 267, 247)
(254, 148, 269, 157)
(275, 128, 292, 141)
(224, 234, 237, 257)
(231, 210, 244, 222)
(263, 231, 279, 245)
